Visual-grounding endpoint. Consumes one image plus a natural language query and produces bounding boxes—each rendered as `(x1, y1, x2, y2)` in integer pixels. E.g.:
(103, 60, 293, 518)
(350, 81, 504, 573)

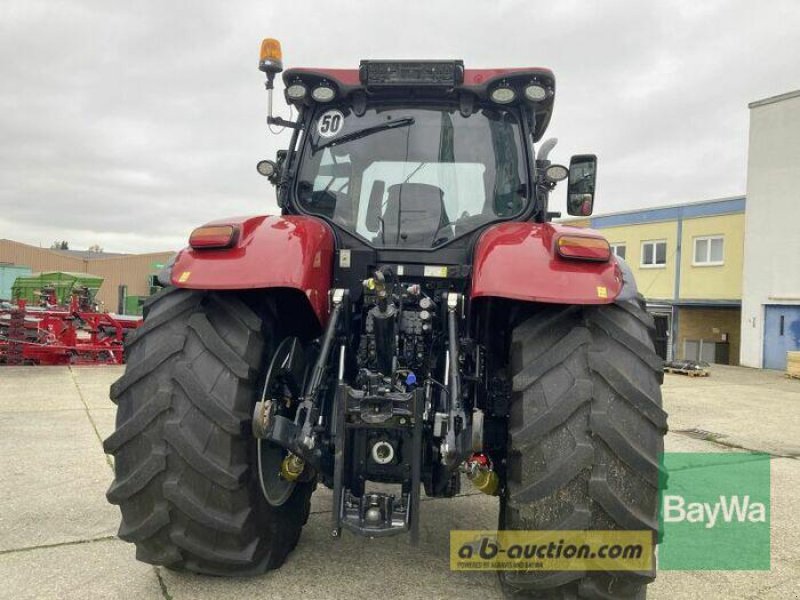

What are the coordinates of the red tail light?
(189, 225, 238, 249)
(556, 234, 611, 262)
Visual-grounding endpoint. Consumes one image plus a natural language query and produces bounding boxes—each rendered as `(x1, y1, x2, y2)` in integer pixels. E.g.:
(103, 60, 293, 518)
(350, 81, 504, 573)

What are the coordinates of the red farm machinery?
(0, 272, 141, 365)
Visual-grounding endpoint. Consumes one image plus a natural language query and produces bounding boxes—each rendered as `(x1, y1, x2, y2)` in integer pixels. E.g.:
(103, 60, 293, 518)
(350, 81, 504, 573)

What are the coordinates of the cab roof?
(282, 64, 555, 141)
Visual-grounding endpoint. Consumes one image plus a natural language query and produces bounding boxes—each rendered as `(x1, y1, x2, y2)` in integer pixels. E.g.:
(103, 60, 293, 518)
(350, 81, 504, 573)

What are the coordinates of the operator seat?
(381, 183, 450, 247)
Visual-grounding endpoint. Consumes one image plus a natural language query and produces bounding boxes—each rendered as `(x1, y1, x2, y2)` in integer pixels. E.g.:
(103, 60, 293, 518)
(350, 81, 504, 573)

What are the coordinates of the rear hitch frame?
(331, 382, 424, 544)
(252, 288, 349, 468)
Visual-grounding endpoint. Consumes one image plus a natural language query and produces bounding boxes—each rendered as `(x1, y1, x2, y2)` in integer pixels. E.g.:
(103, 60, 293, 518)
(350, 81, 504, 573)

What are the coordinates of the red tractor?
(105, 39, 666, 598)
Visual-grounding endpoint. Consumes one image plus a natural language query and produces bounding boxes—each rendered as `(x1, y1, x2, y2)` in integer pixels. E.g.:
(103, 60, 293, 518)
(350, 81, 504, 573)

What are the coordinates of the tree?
(50, 240, 69, 250)
(87, 244, 104, 253)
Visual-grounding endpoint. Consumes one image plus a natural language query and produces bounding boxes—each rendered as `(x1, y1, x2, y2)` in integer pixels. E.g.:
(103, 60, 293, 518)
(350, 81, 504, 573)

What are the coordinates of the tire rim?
(255, 336, 308, 507)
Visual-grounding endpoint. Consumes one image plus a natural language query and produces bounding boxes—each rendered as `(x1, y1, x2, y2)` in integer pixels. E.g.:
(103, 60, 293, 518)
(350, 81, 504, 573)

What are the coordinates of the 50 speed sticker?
(317, 109, 344, 138)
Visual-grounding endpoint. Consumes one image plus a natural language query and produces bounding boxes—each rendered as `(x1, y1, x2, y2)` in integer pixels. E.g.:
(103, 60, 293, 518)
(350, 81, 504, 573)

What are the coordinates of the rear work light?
(311, 84, 336, 102)
(286, 82, 308, 101)
(189, 225, 238, 249)
(490, 84, 516, 104)
(556, 235, 611, 262)
(359, 60, 465, 87)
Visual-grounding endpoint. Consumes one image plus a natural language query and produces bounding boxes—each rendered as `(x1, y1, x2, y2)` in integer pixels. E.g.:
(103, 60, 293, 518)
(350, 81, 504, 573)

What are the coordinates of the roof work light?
(524, 83, 548, 101)
(490, 84, 516, 104)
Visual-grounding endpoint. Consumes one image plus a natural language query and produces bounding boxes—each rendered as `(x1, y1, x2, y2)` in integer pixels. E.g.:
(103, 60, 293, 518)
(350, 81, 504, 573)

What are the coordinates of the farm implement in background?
(0, 290, 141, 366)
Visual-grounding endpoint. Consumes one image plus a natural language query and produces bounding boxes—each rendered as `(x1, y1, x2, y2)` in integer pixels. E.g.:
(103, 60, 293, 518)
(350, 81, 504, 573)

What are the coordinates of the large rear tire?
(104, 288, 312, 576)
(499, 299, 667, 598)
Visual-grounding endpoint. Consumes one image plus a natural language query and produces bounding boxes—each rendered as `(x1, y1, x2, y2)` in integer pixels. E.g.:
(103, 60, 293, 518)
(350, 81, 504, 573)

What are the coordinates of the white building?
(740, 90, 800, 369)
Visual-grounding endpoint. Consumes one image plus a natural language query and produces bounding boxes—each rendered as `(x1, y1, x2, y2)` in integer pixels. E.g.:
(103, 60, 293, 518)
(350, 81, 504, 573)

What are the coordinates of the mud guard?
(170, 215, 335, 325)
(470, 222, 630, 305)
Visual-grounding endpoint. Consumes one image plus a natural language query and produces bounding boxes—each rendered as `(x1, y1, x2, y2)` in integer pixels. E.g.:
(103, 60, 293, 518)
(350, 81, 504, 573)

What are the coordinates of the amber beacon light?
(259, 38, 283, 75)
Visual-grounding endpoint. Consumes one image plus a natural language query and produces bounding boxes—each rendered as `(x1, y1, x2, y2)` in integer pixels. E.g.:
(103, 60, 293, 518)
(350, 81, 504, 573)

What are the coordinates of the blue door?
(763, 305, 800, 370)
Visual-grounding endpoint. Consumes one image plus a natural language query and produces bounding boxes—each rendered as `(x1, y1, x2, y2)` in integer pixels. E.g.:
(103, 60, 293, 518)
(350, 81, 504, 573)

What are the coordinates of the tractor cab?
(256, 40, 597, 258)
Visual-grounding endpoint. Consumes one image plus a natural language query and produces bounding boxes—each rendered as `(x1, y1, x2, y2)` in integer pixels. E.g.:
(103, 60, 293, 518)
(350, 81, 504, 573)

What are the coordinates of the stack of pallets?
(663, 359, 710, 377)
(788, 352, 800, 380)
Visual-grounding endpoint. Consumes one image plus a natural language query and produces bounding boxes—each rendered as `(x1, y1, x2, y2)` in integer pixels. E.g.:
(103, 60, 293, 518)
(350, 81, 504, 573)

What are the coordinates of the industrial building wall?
(88, 253, 173, 310)
(676, 307, 741, 366)
(598, 220, 679, 302)
(0, 239, 85, 273)
(565, 198, 746, 363)
(679, 213, 745, 301)
(0, 238, 173, 312)
(741, 91, 800, 368)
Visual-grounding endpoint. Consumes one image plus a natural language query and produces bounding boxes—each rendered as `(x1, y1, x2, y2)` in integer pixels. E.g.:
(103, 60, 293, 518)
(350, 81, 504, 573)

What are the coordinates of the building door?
(763, 305, 800, 370)
(652, 315, 670, 360)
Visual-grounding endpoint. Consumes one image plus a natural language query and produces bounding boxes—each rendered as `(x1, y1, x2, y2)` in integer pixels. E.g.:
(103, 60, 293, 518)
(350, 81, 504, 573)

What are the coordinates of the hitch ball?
(371, 440, 395, 465)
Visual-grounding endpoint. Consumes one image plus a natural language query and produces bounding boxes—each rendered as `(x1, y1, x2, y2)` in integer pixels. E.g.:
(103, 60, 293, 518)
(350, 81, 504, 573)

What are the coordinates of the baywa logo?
(659, 453, 771, 570)
(663, 494, 767, 529)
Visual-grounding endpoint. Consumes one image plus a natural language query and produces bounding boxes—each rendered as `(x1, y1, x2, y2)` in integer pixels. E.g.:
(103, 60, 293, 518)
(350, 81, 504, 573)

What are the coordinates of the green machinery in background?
(11, 271, 104, 306)
(120, 275, 164, 316)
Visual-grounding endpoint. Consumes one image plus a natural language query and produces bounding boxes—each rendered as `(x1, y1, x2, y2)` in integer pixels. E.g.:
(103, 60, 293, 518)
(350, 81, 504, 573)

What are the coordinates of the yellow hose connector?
(280, 453, 305, 482)
(465, 453, 500, 496)
(470, 467, 499, 495)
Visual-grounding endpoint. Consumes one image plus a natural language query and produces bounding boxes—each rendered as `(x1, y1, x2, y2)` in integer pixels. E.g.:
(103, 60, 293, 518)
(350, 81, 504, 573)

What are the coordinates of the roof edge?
(749, 89, 800, 109)
(561, 195, 746, 223)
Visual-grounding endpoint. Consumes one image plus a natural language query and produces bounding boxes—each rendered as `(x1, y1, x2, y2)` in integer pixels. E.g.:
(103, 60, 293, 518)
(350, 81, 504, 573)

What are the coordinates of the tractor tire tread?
(105, 289, 311, 576)
(500, 299, 665, 599)
(171, 362, 247, 435)
(186, 313, 252, 379)
(103, 388, 172, 454)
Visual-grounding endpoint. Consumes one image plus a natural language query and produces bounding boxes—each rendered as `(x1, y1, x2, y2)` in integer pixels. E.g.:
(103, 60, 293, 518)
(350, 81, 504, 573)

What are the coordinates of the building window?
(693, 235, 724, 266)
(641, 240, 667, 267)
(610, 243, 627, 259)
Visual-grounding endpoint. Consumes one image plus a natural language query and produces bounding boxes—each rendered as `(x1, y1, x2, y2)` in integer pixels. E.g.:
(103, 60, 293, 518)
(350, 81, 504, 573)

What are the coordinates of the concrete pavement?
(0, 364, 798, 599)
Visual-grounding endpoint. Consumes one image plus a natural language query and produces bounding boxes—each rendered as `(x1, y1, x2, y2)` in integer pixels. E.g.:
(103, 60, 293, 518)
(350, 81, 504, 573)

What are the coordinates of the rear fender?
(470, 222, 626, 305)
(171, 215, 335, 326)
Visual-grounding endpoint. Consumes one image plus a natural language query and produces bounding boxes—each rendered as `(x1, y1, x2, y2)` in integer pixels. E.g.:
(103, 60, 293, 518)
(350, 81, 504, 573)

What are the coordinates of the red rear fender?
(171, 215, 335, 325)
(470, 222, 623, 305)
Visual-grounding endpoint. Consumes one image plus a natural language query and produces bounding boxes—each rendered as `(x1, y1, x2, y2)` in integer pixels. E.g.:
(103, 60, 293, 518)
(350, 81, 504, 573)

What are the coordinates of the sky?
(0, 0, 798, 254)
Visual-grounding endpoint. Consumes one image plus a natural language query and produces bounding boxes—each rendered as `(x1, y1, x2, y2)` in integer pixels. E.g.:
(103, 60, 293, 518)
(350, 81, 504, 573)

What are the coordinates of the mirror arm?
(537, 138, 558, 162)
(268, 116, 301, 130)
(276, 108, 305, 208)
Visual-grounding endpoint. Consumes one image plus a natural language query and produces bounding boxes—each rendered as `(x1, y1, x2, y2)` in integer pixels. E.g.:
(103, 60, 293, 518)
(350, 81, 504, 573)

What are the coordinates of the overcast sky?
(1, 0, 798, 253)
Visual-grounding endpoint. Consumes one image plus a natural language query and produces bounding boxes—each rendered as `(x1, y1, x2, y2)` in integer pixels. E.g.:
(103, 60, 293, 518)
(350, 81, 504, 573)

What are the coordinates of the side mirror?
(566, 154, 597, 216)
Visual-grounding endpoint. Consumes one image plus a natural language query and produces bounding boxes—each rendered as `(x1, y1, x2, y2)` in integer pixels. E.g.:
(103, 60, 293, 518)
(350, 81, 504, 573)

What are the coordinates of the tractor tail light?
(556, 235, 611, 262)
(189, 225, 238, 250)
